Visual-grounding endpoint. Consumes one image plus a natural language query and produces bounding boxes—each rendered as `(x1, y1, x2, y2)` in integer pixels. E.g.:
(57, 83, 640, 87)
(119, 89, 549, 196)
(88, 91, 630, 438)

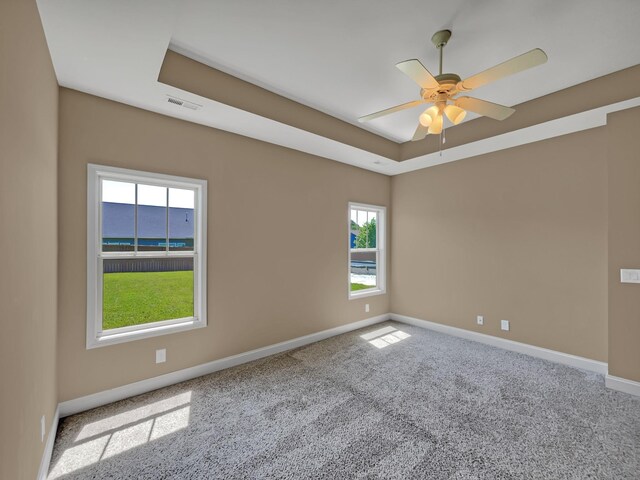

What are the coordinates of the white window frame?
(87, 164, 207, 349)
(348, 202, 386, 299)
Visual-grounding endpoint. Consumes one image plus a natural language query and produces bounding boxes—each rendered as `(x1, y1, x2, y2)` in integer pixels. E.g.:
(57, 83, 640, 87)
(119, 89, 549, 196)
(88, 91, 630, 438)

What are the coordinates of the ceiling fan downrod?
(431, 29, 451, 76)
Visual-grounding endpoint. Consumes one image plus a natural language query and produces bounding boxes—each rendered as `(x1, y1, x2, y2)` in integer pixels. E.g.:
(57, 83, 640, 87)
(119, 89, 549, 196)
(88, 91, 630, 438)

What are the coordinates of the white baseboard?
(59, 314, 390, 418)
(605, 374, 640, 397)
(37, 405, 59, 480)
(391, 313, 608, 375)
(39, 312, 639, 476)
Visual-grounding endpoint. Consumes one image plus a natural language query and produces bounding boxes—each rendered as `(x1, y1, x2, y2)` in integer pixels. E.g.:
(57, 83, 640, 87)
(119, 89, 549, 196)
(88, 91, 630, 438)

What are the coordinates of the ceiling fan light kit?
(444, 104, 466, 125)
(419, 105, 439, 127)
(428, 113, 443, 135)
(359, 29, 548, 142)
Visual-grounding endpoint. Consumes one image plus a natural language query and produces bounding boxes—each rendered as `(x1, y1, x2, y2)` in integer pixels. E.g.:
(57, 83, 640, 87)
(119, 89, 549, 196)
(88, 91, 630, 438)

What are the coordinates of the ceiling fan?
(358, 30, 548, 141)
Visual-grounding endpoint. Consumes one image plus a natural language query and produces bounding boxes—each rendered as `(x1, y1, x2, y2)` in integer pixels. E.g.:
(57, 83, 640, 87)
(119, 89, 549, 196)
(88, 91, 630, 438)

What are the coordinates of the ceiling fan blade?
(455, 97, 515, 121)
(358, 99, 427, 123)
(457, 48, 547, 92)
(396, 59, 440, 90)
(411, 123, 429, 141)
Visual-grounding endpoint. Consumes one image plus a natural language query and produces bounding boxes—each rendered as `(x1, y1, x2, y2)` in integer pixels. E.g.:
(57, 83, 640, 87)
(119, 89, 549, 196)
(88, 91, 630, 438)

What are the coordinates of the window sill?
(87, 317, 205, 349)
(349, 288, 386, 300)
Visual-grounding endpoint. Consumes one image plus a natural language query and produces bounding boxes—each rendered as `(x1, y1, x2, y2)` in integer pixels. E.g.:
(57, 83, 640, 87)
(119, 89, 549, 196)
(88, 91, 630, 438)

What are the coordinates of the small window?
(87, 164, 207, 348)
(349, 203, 386, 298)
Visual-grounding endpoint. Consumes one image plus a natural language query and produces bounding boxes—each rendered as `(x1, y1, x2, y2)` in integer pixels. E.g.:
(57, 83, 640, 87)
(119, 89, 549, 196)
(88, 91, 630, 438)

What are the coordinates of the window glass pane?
(137, 184, 167, 252)
(350, 209, 377, 249)
(350, 210, 359, 249)
(169, 188, 195, 251)
(350, 251, 377, 292)
(102, 180, 135, 252)
(102, 257, 194, 330)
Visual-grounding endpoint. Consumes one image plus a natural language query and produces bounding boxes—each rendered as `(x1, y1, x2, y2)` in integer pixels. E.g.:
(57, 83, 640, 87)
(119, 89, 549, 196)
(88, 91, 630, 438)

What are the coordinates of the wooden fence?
(104, 257, 193, 273)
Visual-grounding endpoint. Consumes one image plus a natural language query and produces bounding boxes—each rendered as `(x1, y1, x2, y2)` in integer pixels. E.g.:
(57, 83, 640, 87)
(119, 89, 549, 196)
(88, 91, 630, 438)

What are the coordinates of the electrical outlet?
(365, 303, 370, 313)
(476, 315, 484, 326)
(156, 348, 166, 364)
(501, 320, 510, 331)
(41, 415, 46, 442)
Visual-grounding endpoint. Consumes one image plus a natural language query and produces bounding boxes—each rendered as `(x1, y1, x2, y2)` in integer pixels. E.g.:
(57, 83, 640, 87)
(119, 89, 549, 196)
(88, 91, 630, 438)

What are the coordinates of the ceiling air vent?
(166, 95, 202, 111)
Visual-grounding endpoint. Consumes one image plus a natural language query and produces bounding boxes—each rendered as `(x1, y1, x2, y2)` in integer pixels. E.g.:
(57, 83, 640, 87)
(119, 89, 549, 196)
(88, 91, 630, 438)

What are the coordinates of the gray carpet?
(49, 321, 640, 479)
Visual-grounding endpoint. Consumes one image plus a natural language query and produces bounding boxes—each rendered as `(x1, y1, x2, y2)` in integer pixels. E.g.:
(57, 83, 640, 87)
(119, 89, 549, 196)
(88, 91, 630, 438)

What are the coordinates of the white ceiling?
(36, 0, 640, 175)
(171, 0, 640, 142)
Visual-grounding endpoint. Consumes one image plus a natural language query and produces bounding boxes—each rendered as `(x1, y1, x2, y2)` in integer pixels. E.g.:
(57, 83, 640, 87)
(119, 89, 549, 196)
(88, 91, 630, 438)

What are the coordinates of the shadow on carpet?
(48, 321, 640, 479)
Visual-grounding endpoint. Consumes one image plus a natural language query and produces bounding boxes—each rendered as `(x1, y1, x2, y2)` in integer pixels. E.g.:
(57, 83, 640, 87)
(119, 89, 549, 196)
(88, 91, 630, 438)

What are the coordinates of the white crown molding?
(58, 314, 390, 417)
(168, 42, 403, 144)
(391, 313, 608, 374)
(37, 0, 640, 177)
(393, 96, 640, 175)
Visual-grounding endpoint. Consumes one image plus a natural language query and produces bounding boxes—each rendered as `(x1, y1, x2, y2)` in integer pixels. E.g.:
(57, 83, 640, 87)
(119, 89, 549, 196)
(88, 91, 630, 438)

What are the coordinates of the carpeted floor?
(49, 321, 640, 479)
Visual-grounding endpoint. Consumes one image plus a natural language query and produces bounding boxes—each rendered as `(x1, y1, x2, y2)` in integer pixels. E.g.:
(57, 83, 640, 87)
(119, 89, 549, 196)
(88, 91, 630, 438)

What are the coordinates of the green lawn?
(350, 282, 374, 291)
(103, 270, 193, 330)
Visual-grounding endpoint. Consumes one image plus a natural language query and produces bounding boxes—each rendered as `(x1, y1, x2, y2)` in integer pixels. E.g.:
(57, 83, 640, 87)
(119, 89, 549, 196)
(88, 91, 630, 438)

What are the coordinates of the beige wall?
(1, 4, 637, 474)
(400, 65, 640, 160)
(56, 87, 640, 404)
(607, 106, 640, 382)
(391, 128, 608, 361)
(57, 88, 390, 401)
(159, 50, 399, 160)
(0, 1, 58, 479)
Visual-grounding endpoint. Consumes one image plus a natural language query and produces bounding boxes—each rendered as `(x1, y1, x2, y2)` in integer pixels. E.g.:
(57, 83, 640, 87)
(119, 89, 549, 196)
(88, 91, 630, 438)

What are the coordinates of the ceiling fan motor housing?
(420, 73, 461, 101)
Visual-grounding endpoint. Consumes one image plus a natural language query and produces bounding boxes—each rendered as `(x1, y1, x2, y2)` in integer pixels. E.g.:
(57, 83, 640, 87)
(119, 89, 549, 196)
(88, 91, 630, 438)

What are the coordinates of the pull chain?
(439, 127, 446, 157)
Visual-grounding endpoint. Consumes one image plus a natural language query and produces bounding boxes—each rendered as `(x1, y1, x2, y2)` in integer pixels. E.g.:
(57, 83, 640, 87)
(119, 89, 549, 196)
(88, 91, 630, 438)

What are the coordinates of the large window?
(87, 164, 207, 348)
(349, 203, 386, 298)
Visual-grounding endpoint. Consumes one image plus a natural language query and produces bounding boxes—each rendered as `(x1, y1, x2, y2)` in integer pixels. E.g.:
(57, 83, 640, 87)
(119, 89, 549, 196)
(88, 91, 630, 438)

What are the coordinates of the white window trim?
(348, 202, 386, 299)
(87, 164, 207, 349)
